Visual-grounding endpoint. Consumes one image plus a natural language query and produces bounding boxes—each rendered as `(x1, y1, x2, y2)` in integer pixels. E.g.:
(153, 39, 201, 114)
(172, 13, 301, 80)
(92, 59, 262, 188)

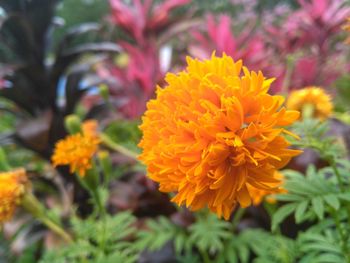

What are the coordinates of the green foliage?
(135, 212, 301, 263)
(40, 212, 139, 263)
(135, 212, 233, 257)
(54, 0, 109, 43)
(135, 216, 181, 252)
(272, 117, 350, 261)
(104, 120, 141, 154)
(189, 212, 231, 254)
(298, 230, 346, 262)
(289, 118, 345, 161)
(272, 165, 344, 229)
(334, 75, 350, 112)
(241, 230, 297, 263)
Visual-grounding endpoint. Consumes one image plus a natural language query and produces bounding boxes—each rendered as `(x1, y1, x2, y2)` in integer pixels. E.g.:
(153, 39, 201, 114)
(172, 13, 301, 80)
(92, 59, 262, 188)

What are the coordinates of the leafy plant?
(40, 212, 139, 263)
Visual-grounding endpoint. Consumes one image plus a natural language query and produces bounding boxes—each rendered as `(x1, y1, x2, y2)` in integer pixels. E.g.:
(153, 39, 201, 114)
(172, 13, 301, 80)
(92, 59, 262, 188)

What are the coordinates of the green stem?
(40, 217, 73, 243)
(231, 207, 245, 231)
(330, 161, 345, 191)
(91, 187, 106, 216)
(79, 163, 107, 216)
(301, 103, 315, 120)
(22, 193, 72, 243)
(199, 248, 212, 263)
(98, 151, 113, 187)
(0, 147, 11, 171)
(100, 133, 139, 161)
(281, 55, 295, 95)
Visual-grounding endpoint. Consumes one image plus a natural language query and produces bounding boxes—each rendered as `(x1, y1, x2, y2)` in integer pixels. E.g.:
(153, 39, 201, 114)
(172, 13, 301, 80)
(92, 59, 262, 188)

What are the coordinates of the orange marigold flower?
(247, 171, 286, 206)
(139, 54, 302, 220)
(52, 129, 100, 177)
(0, 168, 27, 223)
(286, 86, 333, 120)
(82, 119, 99, 138)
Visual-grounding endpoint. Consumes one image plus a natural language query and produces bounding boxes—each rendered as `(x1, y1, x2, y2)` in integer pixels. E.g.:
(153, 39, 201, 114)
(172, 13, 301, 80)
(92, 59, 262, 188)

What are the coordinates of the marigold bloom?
(247, 171, 286, 205)
(82, 119, 99, 137)
(52, 128, 100, 177)
(0, 168, 27, 223)
(139, 54, 301, 220)
(286, 87, 333, 120)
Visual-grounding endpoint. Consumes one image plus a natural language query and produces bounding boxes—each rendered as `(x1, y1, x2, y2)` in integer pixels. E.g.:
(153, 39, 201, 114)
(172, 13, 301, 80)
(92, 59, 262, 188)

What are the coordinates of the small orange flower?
(286, 87, 333, 120)
(82, 119, 99, 138)
(139, 54, 301, 220)
(52, 121, 100, 177)
(0, 168, 27, 223)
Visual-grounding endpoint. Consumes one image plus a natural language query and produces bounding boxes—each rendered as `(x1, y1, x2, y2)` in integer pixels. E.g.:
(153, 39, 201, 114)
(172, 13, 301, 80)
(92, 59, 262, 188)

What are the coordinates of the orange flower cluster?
(286, 87, 333, 120)
(139, 54, 302, 220)
(52, 120, 100, 177)
(0, 168, 27, 223)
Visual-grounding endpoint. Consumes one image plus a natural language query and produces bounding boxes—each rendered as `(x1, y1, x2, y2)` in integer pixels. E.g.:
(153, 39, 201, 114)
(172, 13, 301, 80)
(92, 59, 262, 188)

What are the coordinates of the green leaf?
(189, 213, 231, 253)
(295, 200, 309, 223)
(312, 197, 324, 220)
(272, 203, 297, 231)
(237, 244, 249, 263)
(323, 195, 340, 210)
(315, 253, 346, 263)
(339, 193, 350, 202)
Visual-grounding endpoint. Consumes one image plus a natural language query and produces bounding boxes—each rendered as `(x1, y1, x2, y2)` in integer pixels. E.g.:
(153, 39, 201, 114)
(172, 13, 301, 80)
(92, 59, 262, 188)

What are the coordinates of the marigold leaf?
(323, 195, 340, 210)
(272, 203, 297, 231)
(295, 200, 309, 223)
(312, 197, 324, 220)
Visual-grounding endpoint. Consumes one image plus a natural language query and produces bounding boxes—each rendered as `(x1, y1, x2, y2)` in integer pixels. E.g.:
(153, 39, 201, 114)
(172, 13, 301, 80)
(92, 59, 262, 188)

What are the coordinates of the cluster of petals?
(247, 171, 286, 206)
(0, 168, 27, 223)
(52, 120, 100, 177)
(139, 54, 302, 220)
(286, 86, 333, 120)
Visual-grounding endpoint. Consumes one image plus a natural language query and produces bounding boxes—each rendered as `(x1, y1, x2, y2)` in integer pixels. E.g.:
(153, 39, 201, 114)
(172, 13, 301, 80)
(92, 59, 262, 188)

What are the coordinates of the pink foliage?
(99, 0, 350, 118)
(189, 14, 268, 72)
(267, 0, 349, 91)
(109, 0, 190, 45)
(97, 42, 162, 118)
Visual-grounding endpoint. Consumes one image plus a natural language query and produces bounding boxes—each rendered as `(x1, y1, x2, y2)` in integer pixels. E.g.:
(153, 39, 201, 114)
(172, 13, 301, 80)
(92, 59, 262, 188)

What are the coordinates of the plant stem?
(80, 163, 107, 217)
(231, 207, 245, 231)
(330, 160, 345, 191)
(22, 193, 72, 243)
(100, 133, 139, 161)
(329, 160, 350, 234)
(199, 248, 212, 263)
(40, 216, 73, 243)
(281, 55, 295, 95)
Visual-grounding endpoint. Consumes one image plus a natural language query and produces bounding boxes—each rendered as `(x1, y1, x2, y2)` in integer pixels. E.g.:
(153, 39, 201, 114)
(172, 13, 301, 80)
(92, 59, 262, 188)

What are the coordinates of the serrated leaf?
(312, 197, 324, 220)
(323, 195, 340, 210)
(237, 244, 249, 263)
(224, 247, 238, 263)
(272, 203, 297, 231)
(295, 200, 309, 223)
